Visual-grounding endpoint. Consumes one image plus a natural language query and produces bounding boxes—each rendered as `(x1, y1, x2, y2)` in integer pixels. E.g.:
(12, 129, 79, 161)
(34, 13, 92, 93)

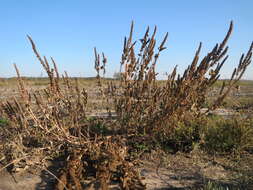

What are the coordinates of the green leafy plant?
(201, 116, 253, 154)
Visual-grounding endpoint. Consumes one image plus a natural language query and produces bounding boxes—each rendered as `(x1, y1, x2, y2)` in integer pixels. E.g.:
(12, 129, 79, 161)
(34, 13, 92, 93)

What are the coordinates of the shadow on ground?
(1, 159, 253, 190)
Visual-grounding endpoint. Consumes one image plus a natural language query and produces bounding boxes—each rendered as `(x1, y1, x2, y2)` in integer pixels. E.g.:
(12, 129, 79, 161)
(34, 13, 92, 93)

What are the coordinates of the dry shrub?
(110, 21, 253, 139)
(55, 137, 145, 190)
(0, 44, 89, 169)
(0, 35, 145, 189)
(0, 21, 252, 189)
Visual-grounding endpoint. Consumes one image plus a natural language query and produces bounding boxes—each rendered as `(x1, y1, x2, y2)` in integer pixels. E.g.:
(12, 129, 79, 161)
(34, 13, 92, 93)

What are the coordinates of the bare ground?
(1, 150, 252, 190)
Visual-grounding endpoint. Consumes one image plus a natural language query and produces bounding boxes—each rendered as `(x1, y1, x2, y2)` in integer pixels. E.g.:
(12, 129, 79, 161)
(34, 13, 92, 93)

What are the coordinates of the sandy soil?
(1, 152, 248, 190)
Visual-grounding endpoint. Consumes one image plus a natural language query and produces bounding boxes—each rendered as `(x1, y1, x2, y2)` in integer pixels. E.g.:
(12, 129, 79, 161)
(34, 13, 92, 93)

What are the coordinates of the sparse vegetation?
(201, 116, 253, 154)
(0, 21, 253, 189)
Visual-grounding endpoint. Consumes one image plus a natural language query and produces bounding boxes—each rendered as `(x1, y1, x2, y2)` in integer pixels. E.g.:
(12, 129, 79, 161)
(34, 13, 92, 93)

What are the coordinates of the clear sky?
(0, 0, 252, 79)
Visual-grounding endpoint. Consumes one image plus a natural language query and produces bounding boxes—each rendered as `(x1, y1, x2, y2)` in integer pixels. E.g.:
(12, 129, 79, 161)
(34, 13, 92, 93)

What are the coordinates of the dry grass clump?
(0, 21, 252, 189)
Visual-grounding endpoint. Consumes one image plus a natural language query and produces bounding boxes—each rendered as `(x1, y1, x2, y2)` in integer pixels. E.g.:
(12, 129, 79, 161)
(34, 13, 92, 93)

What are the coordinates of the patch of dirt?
(0, 169, 42, 190)
(1, 151, 251, 190)
(138, 154, 227, 189)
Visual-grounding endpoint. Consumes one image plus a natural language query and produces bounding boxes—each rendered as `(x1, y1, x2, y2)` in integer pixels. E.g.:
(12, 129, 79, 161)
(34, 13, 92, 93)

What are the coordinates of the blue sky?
(0, 0, 252, 79)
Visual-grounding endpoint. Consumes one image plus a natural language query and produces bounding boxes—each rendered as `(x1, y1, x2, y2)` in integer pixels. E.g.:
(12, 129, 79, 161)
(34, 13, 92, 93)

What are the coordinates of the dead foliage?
(55, 137, 145, 190)
(107, 21, 253, 138)
(0, 21, 252, 189)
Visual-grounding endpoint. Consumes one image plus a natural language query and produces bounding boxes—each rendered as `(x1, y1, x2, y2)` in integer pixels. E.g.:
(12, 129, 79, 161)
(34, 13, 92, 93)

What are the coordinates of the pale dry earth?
(1, 152, 249, 190)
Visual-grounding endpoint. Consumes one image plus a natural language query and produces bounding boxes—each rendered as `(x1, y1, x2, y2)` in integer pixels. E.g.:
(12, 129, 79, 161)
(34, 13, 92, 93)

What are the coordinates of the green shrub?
(201, 116, 253, 154)
(160, 116, 203, 152)
(202, 181, 233, 190)
(0, 118, 8, 126)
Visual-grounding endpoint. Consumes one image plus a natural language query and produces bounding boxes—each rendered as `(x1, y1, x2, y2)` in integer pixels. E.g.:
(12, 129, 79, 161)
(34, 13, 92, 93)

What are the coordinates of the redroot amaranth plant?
(0, 32, 144, 190)
(0, 21, 252, 189)
(110, 21, 252, 136)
